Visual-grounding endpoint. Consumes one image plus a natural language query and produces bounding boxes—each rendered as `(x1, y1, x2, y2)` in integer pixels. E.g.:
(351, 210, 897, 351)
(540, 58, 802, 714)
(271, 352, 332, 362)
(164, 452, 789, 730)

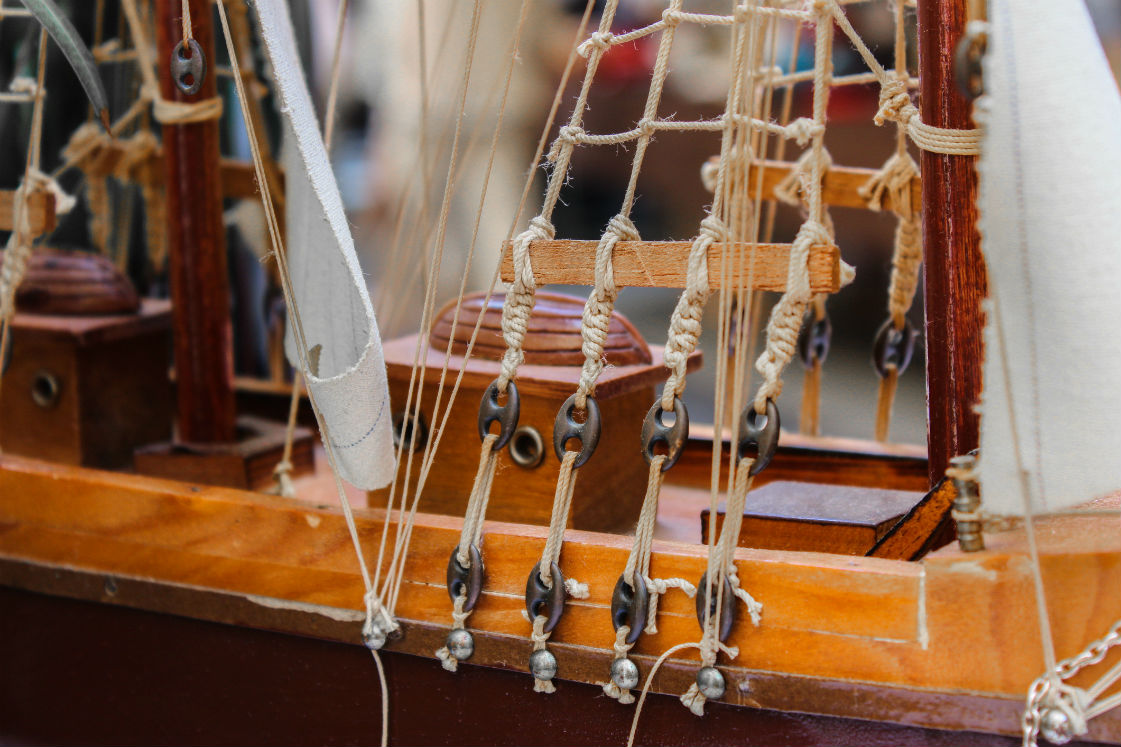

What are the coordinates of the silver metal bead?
(695, 666, 726, 700)
(361, 622, 386, 651)
(611, 657, 640, 690)
(446, 628, 475, 661)
(1040, 708, 1074, 745)
(529, 648, 557, 681)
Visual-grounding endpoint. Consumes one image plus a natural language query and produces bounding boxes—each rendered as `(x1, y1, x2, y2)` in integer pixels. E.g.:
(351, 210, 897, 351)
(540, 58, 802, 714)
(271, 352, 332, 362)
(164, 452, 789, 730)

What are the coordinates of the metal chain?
(1022, 618, 1121, 746)
(1055, 619, 1121, 679)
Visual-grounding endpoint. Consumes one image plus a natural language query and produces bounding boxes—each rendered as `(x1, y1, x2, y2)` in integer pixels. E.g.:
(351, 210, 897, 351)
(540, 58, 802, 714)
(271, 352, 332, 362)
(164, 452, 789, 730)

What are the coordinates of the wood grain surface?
(499, 240, 841, 292)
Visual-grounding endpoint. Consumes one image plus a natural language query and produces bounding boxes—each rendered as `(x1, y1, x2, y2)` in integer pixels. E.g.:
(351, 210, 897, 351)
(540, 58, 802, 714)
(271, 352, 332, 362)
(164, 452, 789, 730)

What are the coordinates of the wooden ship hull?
(1, 450, 1118, 744)
(2, 0, 1120, 744)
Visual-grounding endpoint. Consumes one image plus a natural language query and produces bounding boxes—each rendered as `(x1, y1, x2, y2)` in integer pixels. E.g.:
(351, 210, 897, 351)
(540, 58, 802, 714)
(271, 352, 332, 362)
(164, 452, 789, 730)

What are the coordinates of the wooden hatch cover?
(427, 290, 652, 367)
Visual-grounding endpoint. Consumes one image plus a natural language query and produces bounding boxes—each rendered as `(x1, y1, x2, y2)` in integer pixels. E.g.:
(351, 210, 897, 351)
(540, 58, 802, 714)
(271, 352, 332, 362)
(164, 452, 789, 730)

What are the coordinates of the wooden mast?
(155, 0, 237, 443)
(916, 0, 986, 485)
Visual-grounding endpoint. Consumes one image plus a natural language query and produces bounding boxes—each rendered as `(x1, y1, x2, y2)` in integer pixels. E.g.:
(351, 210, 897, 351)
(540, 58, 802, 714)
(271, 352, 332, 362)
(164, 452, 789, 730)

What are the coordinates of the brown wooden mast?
(155, 0, 237, 443)
(916, 0, 987, 485)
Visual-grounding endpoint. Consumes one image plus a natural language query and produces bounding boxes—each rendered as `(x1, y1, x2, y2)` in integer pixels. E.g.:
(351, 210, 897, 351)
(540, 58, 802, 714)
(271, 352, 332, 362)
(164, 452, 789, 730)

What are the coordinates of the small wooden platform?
(701, 481, 923, 555)
(0, 189, 55, 237)
(0, 300, 173, 468)
(134, 414, 315, 491)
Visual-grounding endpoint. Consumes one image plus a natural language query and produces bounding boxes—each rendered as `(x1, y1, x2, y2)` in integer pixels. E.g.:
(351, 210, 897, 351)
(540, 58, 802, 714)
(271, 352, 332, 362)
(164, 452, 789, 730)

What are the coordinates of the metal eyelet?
(641, 396, 689, 471)
(446, 543, 485, 612)
(610, 574, 650, 645)
(797, 311, 832, 368)
(478, 379, 520, 450)
(509, 425, 545, 469)
(170, 39, 206, 96)
(552, 393, 601, 468)
(695, 572, 736, 643)
(525, 561, 566, 634)
(872, 317, 918, 378)
(392, 410, 428, 451)
(738, 398, 780, 476)
(30, 370, 61, 409)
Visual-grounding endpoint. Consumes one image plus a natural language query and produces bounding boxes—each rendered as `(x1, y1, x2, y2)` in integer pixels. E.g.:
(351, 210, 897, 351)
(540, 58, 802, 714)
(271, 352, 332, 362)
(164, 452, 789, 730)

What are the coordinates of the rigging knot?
(662, 8, 683, 27)
(860, 150, 919, 215)
(575, 215, 639, 408)
(9, 75, 40, 97)
(753, 220, 832, 410)
(698, 214, 726, 243)
(577, 31, 614, 58)
(498, 217, 555, 389)
(784, 117, 824, 146)
(549, 126, 585, 162)
(774, 147, 833, 207)
(875, 76, 917, 128)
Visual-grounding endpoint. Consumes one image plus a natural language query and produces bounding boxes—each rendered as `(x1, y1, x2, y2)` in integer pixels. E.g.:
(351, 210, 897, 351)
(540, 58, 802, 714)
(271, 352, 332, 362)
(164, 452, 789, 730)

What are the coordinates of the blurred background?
(2, 0, 1120, 448)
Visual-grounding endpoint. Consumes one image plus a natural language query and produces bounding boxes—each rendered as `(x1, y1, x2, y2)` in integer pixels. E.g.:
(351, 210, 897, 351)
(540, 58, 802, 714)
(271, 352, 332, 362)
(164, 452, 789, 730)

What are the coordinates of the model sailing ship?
(0, 0, 1118, 745)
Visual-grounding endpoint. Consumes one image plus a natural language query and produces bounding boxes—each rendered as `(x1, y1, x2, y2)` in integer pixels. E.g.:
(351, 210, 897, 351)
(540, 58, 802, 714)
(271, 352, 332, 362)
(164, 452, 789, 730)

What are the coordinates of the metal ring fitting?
(170, 39, 206, 96)
(30, 370, 61, 409)
(392, 410, 428, 451)
(525, 561, 566, 634)
(641, 396, 689, 471)
(610, 574, 650, 645)
(552, 393, 601, 468)
(695, 571, 736, 643)
(509, 425, 545, 469)
(478, 379, 520, 450)
(797, 311, 832, 368)
(954, 23, 987, 100)
(446, 544, 485, 612)
(872, 318, 918, 378)
(737, 398, 780, 476)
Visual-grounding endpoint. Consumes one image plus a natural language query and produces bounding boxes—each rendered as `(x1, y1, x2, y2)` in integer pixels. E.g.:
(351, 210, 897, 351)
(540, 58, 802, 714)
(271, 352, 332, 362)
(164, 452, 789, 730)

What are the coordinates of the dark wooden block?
(701, 480, 923, 555)
(134, 415, 315, 490)
(0, 300, 173, 468)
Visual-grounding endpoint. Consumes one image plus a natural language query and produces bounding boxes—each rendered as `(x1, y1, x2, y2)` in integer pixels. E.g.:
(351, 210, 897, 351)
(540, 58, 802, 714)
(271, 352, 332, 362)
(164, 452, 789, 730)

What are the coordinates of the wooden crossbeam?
(500, 239, 841, 293)
(70, 139, 275, 202)
(707, 157, 922, 215)
(0, 190, 56, 238)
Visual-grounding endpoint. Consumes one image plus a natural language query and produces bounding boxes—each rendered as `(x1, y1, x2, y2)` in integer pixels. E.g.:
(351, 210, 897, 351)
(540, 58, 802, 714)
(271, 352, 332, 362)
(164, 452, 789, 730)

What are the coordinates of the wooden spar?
(704, 157, 923, 215)
(62, 138, 277, 201)
(917, 0, 987, 485)
(156, 0, 237, 443)
(499, 240, 841, 292)
(0, 190, 54, 237)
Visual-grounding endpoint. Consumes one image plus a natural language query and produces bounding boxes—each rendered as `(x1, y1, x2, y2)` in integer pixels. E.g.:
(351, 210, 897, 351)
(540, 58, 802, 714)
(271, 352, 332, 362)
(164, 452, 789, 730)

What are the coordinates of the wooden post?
(916, 0, 987, 485)
(155, 0, 237, 443)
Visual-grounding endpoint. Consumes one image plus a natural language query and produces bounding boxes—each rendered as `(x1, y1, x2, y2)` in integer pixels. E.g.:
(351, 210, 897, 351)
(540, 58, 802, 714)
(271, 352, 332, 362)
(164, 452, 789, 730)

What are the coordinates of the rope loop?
(753, 220, 833, 410)
(574, 214, 639, 409)
(498, 217, 555, 391)
(659, 215, 721, 409)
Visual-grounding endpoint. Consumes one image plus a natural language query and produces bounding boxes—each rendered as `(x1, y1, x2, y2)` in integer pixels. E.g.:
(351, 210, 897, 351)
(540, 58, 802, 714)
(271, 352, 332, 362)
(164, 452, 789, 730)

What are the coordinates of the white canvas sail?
(977, 0, 1121, 514)
(255, 0, 395, 489)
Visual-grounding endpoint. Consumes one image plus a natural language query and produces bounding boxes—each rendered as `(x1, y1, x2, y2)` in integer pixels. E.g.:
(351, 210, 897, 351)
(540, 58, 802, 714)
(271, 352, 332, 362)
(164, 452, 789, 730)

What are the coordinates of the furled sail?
(977, 0, 1121, 514)
(255, 0, 395, 489)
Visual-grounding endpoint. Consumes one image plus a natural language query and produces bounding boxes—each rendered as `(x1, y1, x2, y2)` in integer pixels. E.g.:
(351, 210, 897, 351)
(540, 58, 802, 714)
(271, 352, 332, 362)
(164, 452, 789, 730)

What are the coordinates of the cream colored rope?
(212, 14, 396, 747)
(120, 0, 223, 125)
(681, 456, 762, 717)
(426, 0, 598, 675)
(0, 28, 49, 423)
(600, 456, 696, 704)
